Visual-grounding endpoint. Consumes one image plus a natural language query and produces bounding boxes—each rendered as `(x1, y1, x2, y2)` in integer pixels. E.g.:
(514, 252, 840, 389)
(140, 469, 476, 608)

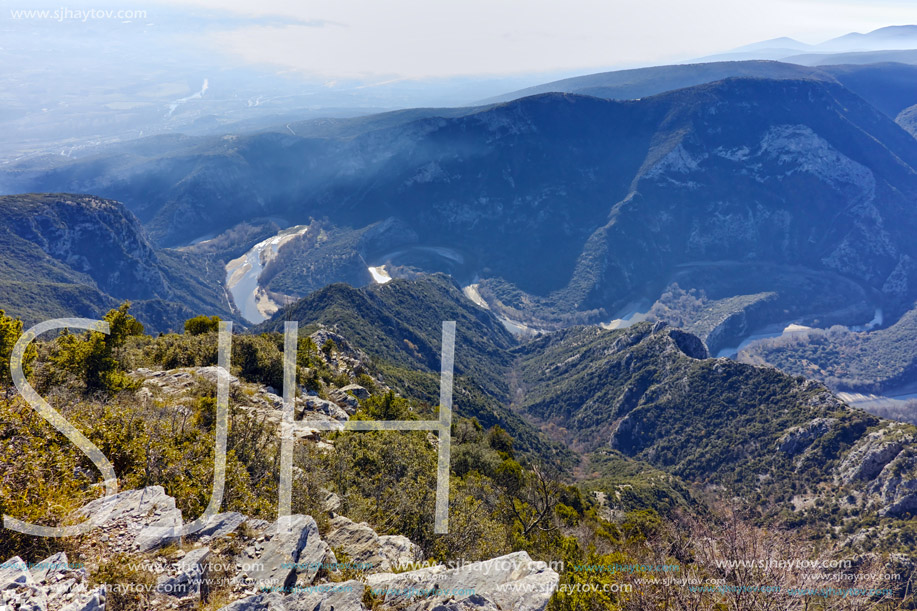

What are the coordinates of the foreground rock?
(325, 515, 422, 573)
(218, 580, 366, 611)
(5, 486, 559, 611)
(1, 553, 105, 611)
(157, 547, 211, 598)
(239, 515, 334, 591)
(366, 551, 558, 611)
(77, 486, 183, 553)
(188, 511, 247, 541)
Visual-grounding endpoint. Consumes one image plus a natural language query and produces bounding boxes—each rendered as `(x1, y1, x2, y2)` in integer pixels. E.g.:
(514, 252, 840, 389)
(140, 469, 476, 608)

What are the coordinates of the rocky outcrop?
(240, 515, 333, 591)
(366, 551, 558, 611)
(77, 486, 183, 553)
(133, 367, 355, 434)
(300, 395, 351, 421)
(831, 424, 917, 517)
(327, 388, 360, 414)
(1, 553, 105, 611)
(5, 195, 168, 300)
(338, 384, 371, 400)
(325, 516, 422, 572)
(156, 547, 211, 598)
(838, 429, 911, 483)
(5, 486, 560, 611)
(188, 512, 247, 542)
(778, 418, 837, 457)
(667, 328, 708, 360)
(875, 453, 917, 518)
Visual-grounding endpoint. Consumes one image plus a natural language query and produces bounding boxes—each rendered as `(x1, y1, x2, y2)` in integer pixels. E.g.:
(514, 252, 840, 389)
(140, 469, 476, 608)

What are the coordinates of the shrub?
(233, 335, 284, 389)
(47, 303, 144, 394)
(184, 315, 221, 336)
(0, 309, 36, 388)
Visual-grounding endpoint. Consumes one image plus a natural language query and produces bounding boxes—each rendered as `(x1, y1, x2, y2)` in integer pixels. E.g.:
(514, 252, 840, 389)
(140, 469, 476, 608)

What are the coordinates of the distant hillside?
(263, 276, 917, 528)
(479, 60, 917, 119)
(741, 304, 917, 394)
(478, 61, 829, 104)
(0, 194, 236, 331)
(695, 25, 917, 64)
(254, 274, 577, 468)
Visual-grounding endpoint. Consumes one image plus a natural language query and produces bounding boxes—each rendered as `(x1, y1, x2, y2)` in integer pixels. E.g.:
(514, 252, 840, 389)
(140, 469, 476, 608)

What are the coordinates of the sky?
(144, 0, 917, 79)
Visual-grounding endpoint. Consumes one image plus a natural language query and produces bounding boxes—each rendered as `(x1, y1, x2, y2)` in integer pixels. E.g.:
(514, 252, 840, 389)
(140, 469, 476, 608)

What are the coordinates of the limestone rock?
(59, 586, 106, 611)
(77, 486, 183, 553)
(839, 429, 910, 483)
(421, 595, 501, 610)
(1, 556, 33, 591)
(778, 418, 837, 456)
(325, 515, 422, 572)
(157, 546, 211, 598)
(326, 389, 360, 414)
(218, 580, 366, 610)
(366, 551, 558, 611)
(299, 396, 350, 421)
(189, 512, 247, 540)
(244, 515, 332, 591)
(339, 384, 371, 400)
(29, 552, 74, 585)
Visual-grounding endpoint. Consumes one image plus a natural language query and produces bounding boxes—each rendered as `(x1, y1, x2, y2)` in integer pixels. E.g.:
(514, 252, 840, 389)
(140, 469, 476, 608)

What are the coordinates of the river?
(225, 225, 309, 324)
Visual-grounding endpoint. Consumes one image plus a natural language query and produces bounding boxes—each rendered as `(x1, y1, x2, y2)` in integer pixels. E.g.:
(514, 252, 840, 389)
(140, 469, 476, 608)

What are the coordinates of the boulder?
(218, 580, 366, 610)
(327, 389, 360, 414)
(299, 396, 350, 421)
(189, 511, 247, 540)
(1, 556, 32, 590)
(320, 489, 342, 513)
(77, 486, 183, 552)
(29, 552, 73, 584)
(325, 515, 421, 572)
(366, 551, 558, 611)
(244, 515, 333, 591)
(157, 546, 211, 598)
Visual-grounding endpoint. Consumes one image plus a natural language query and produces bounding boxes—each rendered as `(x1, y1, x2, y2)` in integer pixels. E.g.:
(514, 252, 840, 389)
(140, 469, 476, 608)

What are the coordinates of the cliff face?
(0, 194, 235, 331)
(6, 195, 169, 300)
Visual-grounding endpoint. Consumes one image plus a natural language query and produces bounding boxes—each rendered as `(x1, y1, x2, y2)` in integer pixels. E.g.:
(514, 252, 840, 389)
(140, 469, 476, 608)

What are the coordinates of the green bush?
(0, 309, 36, 388)
(46, 303, 144, 394)
(233, 335, 284, 389)
(184, 314, 221, 336)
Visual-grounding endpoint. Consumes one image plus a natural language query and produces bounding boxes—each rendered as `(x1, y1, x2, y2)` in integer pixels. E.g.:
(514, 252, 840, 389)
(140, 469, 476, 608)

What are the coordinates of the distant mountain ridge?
(5, 77, 917, 334)
(695, 24, 917, 63)
(478, 60, 917, 118)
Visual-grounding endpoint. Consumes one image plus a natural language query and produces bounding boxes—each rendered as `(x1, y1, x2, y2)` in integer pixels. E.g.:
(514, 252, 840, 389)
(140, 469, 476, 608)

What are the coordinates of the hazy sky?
(146, 0, 917, 79)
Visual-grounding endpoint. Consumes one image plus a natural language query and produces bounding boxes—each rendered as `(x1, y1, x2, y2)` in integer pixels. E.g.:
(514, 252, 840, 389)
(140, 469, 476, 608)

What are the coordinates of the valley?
(6, 21, 917, 608)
